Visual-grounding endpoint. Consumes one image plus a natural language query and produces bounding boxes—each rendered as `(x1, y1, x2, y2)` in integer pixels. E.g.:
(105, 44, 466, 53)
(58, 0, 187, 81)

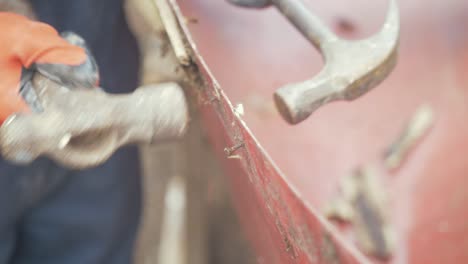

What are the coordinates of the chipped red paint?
(192, 61, 365, 264)
(173, 0, 468, 263)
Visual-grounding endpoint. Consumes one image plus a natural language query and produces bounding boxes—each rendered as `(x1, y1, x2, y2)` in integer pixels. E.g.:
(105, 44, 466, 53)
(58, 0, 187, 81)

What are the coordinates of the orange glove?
(0, 12, 98, 124)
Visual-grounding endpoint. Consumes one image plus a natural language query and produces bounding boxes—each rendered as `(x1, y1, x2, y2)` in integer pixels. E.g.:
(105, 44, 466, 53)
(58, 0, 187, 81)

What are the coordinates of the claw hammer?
(0, 74, 188, 169)
(229, 0, 400, 124)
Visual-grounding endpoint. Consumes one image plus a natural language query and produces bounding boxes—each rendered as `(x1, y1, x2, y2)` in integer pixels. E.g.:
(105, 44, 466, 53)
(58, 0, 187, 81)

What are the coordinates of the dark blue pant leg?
(0, 158, 70, 264)
(12, 147, 142, 264)
(0, 163, 23, 264)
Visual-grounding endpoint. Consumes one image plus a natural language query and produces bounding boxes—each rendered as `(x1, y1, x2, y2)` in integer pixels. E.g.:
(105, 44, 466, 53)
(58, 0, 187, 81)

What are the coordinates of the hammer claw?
(228, 0, 400, 124)
(273, 0, 400, 124)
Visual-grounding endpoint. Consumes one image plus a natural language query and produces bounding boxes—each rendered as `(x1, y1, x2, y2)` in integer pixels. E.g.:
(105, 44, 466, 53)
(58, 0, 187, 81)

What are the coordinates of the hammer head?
(274, 0, 400, 124)
(226, 0, 271, 8)
(0, 74, 188, 169)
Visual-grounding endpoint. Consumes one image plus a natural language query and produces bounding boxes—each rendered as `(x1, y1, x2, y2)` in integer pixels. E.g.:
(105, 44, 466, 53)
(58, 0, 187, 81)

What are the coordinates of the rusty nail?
(224, 142, 245, 156)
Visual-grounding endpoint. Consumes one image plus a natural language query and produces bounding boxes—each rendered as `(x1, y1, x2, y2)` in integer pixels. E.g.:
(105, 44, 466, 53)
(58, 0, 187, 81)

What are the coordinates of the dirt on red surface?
(176, 0, 468, 263)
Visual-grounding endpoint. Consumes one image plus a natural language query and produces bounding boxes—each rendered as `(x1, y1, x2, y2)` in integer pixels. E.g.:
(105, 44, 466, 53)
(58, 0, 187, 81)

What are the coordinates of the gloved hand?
(0, 12, 99, 124)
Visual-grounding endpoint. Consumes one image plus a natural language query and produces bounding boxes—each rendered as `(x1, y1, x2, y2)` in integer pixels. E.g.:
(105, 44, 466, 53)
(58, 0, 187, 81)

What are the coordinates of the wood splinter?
(325, 166, 396, 260)
(384, 104, 434, 171)
(155, 0, 191, 65)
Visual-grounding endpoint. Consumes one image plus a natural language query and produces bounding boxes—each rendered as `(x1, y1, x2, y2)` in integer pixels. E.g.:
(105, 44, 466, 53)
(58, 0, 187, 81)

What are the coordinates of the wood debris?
(384, 104, 434, 170)
(325, 166, 395, 260)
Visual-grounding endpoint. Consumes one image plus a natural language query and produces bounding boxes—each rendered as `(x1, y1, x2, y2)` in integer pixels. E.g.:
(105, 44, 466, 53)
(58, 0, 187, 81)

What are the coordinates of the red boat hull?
(174, 0, 468, 263)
